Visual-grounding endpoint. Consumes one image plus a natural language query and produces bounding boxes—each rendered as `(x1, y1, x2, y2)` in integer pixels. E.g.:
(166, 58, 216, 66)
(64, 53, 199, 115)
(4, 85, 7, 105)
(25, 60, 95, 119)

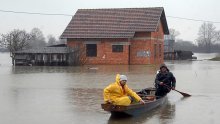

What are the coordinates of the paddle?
(163, 84, 191, 97)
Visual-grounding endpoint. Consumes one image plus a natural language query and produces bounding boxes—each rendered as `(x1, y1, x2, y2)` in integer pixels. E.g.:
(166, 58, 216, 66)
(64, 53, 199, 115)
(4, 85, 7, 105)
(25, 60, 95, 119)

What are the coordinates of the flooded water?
(0, 52, 220, 124)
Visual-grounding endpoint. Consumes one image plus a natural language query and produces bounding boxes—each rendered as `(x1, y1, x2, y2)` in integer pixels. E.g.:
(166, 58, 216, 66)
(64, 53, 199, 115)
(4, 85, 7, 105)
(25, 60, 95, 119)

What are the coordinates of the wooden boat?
(101, 88, 167, 116)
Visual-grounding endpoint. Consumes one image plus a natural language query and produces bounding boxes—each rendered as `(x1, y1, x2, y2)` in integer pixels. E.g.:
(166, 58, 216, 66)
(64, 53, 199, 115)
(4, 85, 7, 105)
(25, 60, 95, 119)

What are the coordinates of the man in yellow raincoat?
(103, 74, 145, 106)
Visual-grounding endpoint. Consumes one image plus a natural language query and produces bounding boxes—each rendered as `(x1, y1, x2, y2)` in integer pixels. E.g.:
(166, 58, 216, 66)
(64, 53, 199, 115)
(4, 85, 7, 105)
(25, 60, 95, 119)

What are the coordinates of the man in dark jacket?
(155, 64, 176, 97)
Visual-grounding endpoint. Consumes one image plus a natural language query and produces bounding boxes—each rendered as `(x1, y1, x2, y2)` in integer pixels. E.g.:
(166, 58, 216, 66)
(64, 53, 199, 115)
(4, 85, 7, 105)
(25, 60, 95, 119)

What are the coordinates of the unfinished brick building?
(60, 7, 169, 65)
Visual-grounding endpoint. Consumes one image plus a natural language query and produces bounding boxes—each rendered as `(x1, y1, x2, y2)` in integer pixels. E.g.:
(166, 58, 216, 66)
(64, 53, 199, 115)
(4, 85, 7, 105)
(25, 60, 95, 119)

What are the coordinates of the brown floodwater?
(0, 52, 220, 124)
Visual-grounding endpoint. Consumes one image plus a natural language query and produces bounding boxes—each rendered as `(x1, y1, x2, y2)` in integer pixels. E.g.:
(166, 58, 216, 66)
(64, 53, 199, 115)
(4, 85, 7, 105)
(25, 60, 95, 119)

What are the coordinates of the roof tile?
(61, 7, 169, 39)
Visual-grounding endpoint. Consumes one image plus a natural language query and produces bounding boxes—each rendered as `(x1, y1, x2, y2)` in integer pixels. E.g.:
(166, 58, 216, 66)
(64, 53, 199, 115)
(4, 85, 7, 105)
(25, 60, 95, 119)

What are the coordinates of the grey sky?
(1, 0, 220, 43)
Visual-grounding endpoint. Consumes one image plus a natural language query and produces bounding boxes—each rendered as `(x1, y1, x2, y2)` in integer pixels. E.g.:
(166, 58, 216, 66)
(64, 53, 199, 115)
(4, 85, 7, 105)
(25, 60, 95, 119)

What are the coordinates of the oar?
(163, 84, 191, 97)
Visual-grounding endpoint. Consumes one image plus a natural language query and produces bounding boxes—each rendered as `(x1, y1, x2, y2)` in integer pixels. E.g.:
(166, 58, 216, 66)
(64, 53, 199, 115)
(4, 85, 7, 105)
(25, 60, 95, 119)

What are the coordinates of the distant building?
(164, 35, 194, 60)
(60, 7, 169, 65)
(0, 47, 9, 52)
(13, 45, 80, 66)
(164, 35, 175, 53)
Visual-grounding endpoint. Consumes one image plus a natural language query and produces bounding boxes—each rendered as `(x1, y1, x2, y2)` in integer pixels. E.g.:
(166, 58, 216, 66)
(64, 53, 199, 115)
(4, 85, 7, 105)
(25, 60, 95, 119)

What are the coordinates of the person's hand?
(159, 82, 164, 85)
(139, 99, 145, 104)
(106, 100, 112, 104)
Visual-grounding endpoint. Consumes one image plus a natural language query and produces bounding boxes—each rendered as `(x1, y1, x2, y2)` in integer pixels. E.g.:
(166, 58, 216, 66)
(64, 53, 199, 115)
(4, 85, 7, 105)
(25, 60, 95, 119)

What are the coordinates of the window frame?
(112, 45, 123, 52)
(86, 44, 97, 57)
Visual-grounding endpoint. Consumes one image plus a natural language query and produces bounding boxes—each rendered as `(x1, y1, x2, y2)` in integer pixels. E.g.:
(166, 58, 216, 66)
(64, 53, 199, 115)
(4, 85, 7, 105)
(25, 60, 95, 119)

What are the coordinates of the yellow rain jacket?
(103, 74, 142, 106)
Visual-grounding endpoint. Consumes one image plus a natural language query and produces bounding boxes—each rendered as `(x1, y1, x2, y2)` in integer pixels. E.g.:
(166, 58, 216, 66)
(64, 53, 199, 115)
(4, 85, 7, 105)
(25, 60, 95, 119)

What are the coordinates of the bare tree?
(196, 22, 218, 53)
(47, 35, 57, 46)
(29, 28, 46, 48)
(57, 38, 66, 44)
(164, 28, 180, 52)
(216, 31, 220, 43)
(47, 35, 66, 46)
(0, 29, 31, 57)
(168, 28, 180, 40)
(174, 39, 196, 51)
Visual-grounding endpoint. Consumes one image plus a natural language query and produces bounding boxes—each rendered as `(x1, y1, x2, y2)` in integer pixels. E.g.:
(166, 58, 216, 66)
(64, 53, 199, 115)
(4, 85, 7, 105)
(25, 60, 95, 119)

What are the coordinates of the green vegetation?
(210, 57, 220, 61)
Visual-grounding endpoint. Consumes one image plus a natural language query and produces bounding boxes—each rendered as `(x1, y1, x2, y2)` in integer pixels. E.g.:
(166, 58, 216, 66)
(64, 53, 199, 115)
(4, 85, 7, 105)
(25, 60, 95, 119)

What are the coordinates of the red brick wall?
(67, 38, 129, 65)
(85, 40, 129, 65)
(129, 38, 152, 64)
(133, 32, 151, 37)
(129, 21, 164, 65)
(67, 21, 165, 65)
(150, 21, 164, 64)
(100, 39, 129, 65)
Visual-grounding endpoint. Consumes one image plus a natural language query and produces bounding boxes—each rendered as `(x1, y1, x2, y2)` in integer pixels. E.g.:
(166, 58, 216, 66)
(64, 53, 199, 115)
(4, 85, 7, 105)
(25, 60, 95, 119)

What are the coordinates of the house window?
(86, 44, 97, 57)
(112, 45, 123, 52)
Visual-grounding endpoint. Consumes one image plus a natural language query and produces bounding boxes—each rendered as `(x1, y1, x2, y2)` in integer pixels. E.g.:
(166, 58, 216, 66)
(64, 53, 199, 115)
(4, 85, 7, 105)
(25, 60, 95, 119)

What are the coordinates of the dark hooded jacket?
(155, 65, 176, 88)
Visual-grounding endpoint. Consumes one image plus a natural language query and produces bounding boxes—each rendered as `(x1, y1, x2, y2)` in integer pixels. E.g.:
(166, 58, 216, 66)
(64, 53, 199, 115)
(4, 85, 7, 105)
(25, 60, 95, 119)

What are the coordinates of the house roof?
(14, 47, 70, 54)
(60, 7, 169, 39)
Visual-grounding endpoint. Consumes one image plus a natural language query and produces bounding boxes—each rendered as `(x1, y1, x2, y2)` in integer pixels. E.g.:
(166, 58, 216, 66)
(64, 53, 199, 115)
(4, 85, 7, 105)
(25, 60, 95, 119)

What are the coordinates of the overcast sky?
(1, 0, 220, 43)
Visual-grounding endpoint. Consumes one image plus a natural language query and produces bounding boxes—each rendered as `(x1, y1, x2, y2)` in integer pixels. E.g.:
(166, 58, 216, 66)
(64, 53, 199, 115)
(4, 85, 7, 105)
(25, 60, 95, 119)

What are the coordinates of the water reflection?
(10, 65, 159, 90)
(158, 102, 176, 124)
(11, 66, 84, 74)
(11, 65, 158, 74)
(2, 53, 220, 124)
(107, 99, 176, 124)
(67, 88, 103, 113)
(65, 88, 177, 124)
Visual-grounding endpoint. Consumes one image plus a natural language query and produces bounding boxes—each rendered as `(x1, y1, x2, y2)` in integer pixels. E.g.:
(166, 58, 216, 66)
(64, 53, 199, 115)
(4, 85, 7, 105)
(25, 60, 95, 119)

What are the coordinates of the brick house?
(60, 7, 169, 65)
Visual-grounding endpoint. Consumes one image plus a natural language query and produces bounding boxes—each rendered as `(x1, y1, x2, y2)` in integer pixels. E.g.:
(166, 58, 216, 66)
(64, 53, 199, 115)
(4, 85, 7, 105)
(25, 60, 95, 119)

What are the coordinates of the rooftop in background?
(47, 44, 67, 47)
(61, 7, 169, 39)
(14, 47, 69, 54)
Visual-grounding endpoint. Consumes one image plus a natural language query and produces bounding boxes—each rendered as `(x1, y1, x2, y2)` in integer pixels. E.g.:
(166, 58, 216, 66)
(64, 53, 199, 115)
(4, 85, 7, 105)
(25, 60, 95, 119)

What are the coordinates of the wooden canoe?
(101, 88, 167, 116)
